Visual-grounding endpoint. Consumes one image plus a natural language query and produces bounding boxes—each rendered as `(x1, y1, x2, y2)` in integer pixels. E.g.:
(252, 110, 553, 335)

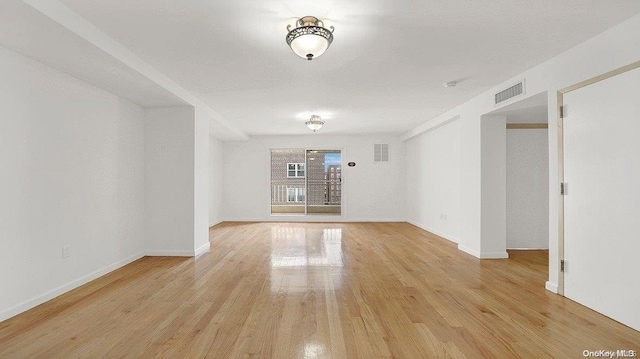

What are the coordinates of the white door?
(563, 66, 640, 331)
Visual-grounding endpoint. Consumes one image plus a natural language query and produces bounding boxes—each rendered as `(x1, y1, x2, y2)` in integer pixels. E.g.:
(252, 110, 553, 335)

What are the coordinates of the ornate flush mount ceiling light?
(305, 115, 325, 132)
(286, 16, 334, 60)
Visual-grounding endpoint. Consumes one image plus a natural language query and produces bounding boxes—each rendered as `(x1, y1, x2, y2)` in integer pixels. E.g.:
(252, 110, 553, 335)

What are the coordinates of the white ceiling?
(0, 0, 187, 108)
(0, 0, 249, 140)
(25, 1, 640, 135)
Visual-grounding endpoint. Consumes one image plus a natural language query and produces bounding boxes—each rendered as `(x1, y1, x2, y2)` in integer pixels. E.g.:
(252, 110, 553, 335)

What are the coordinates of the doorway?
(497, 93, 550, 250)
(270, 149, 342, 216)
(484, 92, 550, 253)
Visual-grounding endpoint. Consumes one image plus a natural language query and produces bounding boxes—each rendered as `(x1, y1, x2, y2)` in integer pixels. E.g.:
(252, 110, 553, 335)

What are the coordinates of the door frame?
(556, 60, 640, 296)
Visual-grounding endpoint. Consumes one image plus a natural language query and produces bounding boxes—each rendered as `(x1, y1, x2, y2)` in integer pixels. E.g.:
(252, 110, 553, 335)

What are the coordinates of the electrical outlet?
(62, 246, 71, 258)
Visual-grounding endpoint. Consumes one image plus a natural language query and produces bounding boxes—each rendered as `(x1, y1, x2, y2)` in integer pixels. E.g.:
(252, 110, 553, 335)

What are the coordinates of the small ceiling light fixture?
(286, 16, 334, 60)
(444, 81, 458, 88)
(305, 115, 325, 132)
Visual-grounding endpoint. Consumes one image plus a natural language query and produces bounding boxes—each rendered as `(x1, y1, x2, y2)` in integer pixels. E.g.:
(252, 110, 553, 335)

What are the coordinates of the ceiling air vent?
(374, 144, 389, 162)
(494, 79, 525, 105)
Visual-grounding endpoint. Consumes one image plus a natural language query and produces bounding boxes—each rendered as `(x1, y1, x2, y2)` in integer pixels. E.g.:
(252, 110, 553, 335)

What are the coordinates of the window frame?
(287, 163, 306, 178)
(286, 187, 306, 203)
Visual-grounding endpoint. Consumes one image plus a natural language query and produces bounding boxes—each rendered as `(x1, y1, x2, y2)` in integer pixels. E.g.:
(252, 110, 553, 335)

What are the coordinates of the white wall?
(406, 119, 461, 242)
(194, 110, 210, 254)
(506, 129, 549, 249)
(402, 13, 640, 291)
(0, 46, 145, 321)
(144, 107, 195, 256)
(479, 116, 508, 258)
(144, 107, 209, 256)
(208, 135, 223, 226)
(222, 135, 406, 222)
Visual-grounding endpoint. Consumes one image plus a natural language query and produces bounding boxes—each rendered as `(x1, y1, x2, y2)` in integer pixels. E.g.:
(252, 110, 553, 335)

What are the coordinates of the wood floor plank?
(0, 222, 639, 358)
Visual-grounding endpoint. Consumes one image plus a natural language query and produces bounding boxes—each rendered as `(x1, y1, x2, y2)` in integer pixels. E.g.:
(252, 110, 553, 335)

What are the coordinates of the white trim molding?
(145, 250, 194, 257)
(209, 220, 224, 228)
(458, 244, 482, 258)
(223, 218, 406, 223)
(478, 251, 510, 259)
(406, 220, 459, 244)
(545, 281, 559, 293)
(195, 242, 211, 257)
(0, 251, 145, 323)
(458, 244, 509, 259)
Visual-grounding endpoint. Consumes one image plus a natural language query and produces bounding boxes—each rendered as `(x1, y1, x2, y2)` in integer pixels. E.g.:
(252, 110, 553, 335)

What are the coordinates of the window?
(287, 188, 306, 202)
(287, 163, 305, 178)
(271, 149, 341, 215)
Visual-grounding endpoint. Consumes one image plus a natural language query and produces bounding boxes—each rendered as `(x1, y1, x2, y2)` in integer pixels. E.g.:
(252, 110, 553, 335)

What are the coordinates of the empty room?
(1, 1, 640, 358)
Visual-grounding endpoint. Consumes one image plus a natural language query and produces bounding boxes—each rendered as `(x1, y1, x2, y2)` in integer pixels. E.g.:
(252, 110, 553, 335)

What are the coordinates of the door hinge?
(560, 105, 564, 118)
(560, 182, 566, 195)
(560, 260, 565, 272)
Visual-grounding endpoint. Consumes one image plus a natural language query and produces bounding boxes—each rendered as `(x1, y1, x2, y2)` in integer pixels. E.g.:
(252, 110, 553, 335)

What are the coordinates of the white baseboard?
(194, 242, 211, 257)
(342, 218, 406, 222)
(545, 281, 559, 294)
(458, 244, 509, 259)
(221, 218, 262, 222)
(507, 247, 550, 250)
(406, 220, 459, 243)
(0, 251, 145, 323)
(479, 251, 510, 259)
(458, 244, 482, 258)
(145, 250, 193, 257)
(208, 220, 223, 228)
(223, 218, 407, 223)
(0, 244, 214, 323)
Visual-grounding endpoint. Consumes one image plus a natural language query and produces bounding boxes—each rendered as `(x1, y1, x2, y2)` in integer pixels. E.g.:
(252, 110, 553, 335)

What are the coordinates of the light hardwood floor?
(1, 222, 638, 358)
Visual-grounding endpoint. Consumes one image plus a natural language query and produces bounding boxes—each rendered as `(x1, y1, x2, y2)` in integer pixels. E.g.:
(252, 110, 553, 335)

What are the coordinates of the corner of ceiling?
(401, 113, 461, 142)
(21, 0, 248, 141)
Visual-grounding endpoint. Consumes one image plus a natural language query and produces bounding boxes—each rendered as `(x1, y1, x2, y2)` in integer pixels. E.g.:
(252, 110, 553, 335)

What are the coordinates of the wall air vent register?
(374, 144, 389, 162)
(495, 79, 525, 105)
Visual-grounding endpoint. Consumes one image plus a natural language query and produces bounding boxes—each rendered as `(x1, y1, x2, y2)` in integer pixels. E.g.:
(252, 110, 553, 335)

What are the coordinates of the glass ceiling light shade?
(305, 115, 325, 132)
(286, 16, 334, 60)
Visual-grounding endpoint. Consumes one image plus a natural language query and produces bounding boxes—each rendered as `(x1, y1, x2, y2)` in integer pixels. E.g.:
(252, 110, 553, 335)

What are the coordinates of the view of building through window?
(271, 149, 341, 215)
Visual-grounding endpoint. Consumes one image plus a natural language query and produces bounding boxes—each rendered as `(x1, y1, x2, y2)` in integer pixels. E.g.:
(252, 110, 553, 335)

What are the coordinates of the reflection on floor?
(0, 222, 638, 358)
(270, 227, 344, 293)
